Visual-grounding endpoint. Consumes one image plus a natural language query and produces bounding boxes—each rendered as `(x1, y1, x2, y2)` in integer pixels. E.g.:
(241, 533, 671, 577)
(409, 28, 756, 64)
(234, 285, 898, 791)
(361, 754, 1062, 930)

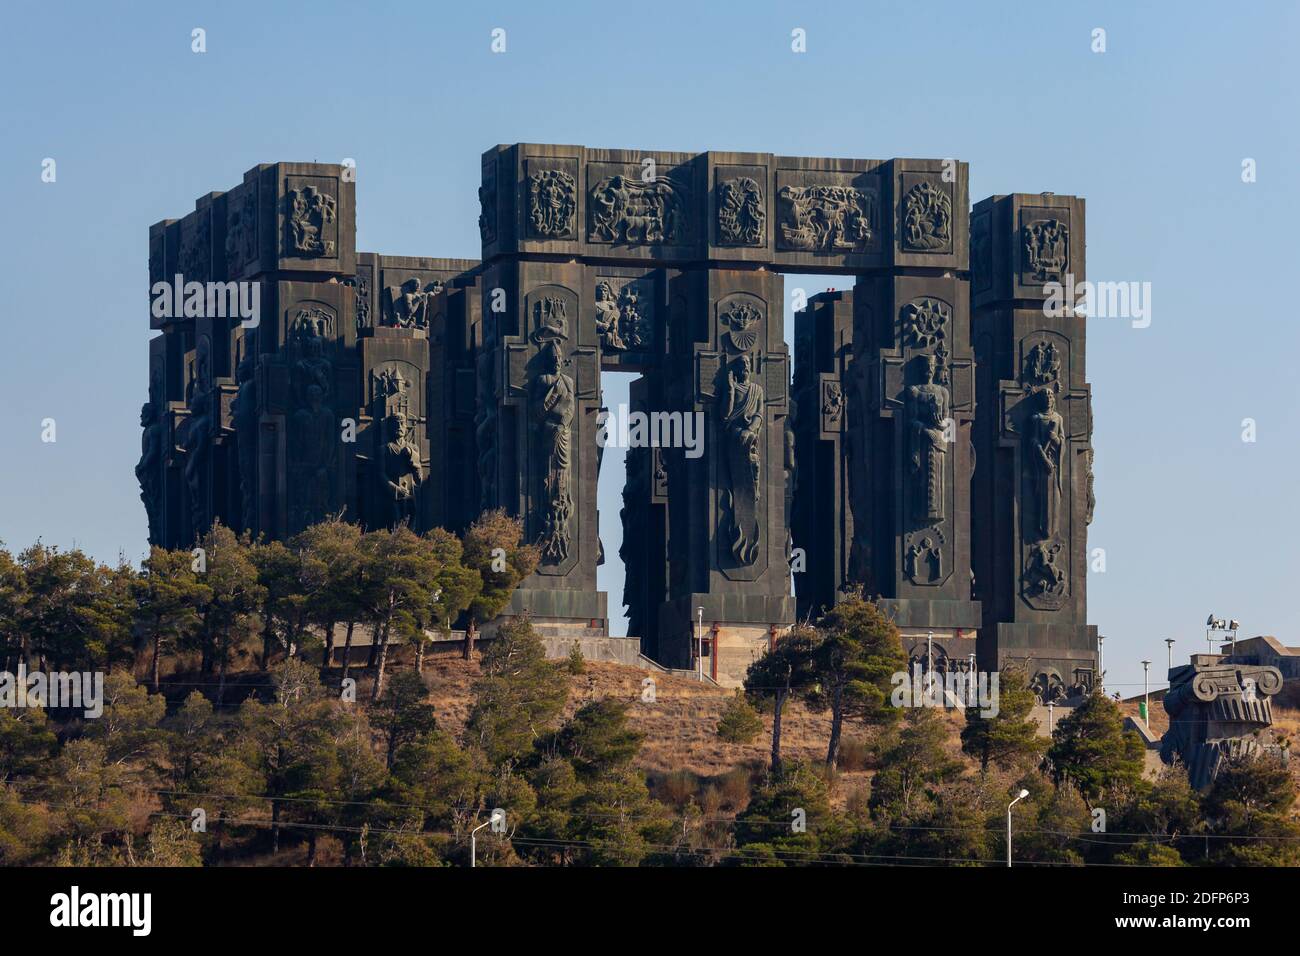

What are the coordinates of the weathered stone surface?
(1161, 655, 1286, 789)
(971, 193, 1096, 702)
(142, 149, 1097, 692)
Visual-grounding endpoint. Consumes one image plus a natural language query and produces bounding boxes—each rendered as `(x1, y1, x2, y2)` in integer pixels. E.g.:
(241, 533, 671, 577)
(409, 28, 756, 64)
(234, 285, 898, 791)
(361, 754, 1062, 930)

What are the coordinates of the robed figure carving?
(290, 384, 336, 530)
(232, 353, 258, 533)
(1029, 388, 1064, 539)
(719, 353, 764, 565)
(532, 338, 575, 563)
(382, 412, 423, 528)
(908, 354, 949, 523)
(182, 344, 214, 537)
(136, 401, 165, 543)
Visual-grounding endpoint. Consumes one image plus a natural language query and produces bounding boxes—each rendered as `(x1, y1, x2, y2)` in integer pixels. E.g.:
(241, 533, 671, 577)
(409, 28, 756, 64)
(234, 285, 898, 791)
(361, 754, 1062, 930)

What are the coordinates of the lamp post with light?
(1007, 789, 1030, 867)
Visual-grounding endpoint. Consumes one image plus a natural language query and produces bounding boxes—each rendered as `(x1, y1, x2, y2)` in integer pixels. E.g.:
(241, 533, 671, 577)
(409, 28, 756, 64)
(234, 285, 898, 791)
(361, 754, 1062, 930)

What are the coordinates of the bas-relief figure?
(182, 340, 214, 537)
(589, 173, 689, 245)
(292, 312, 333, 401)
(381, 413, 423, 528)
(776, 184, 875, 252)
(901, 181, 952, 252)
(1023, 219, 1069, 283)
(904, 533, 943, 584)
(383, 277, 443, 329)
(908, 353, 949, 524)
(473, 346, 497, 512)
(1028, 388, 1064, 541)
(527, 169, 576, 238)
(1030, 669, 1067, 704)
(594, 279, 647, 352)
(717, 177, 766, 246)
(287, 184, 337, 257)
(290, 383, 336, 531)
(531, 337, 575, 564)
(232, 351, 258, 532)
(136, 401, 164, 544)
(1022, 538, 1066, 604)
(719, 352, 764, 566)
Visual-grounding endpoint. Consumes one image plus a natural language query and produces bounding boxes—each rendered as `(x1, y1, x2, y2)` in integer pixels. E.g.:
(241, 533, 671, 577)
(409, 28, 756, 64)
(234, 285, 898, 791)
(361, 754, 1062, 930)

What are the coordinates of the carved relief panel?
(713, 165, 767, 248)
(511, 283, 586, 576)
(283, 178, 338, 259)
(587, 159, 695, 248)
(525, 159, 578, 241)
(997, 331, 1090, 612)
(772, 162, 882, 269)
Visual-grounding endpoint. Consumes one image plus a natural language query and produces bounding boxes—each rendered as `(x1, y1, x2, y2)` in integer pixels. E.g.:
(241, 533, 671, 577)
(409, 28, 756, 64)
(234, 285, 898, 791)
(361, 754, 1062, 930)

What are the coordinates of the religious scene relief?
(594, 278, 650, 352)
(1022, 218, 1069, 283)
(904, 528, 945, 584)
(382, 277, 443, 329)
(589, 171, 691, 245)
(716, 176, 766, 246)
(776, 184, 876, 252)
(286, 184, 337, 257)
(901, 181, 952, 252)
(527, 168, 577, 239)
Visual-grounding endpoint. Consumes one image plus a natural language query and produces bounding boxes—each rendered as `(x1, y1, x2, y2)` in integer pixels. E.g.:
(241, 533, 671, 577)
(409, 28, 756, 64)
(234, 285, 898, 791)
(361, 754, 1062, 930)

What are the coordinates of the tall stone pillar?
(475, 252, 607, 633)
(791, 290, 855, 622)
(658, 267, 793, 676)
(847, 160, 980, 668)
(146, 163, 359, 545)
(971, 194, 1096, 701)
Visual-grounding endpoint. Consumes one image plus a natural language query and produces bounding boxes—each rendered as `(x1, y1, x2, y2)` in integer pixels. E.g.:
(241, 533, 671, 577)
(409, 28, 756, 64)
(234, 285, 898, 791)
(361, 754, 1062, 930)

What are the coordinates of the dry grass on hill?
(414, 655, 970, 807)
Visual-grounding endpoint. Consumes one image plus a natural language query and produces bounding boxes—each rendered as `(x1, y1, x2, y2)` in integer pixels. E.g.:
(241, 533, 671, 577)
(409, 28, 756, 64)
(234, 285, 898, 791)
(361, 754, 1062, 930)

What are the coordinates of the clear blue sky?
(1, 1, 1297, 699)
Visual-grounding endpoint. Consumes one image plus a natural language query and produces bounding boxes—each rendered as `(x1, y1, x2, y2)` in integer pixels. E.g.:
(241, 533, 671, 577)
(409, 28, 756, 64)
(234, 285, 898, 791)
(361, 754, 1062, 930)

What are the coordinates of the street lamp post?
(926, 630, 934, 693)
(1007, 789, 1029, 867)
(471, 814, 494, 868)
(696, 607, 704, 682)
(1097, 635, 1105, 694)
(1141, 660, 1152, 730)
(1047, 701, 1055, 733)
(1165, 638, 1175, 675)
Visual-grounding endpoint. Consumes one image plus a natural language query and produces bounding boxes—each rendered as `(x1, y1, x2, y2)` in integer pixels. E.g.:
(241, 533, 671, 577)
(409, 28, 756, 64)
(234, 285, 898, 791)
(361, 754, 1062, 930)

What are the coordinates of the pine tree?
(134, 546, 209, 692)
(960, 661, 1043, 774)
(716, 690, 763, 744)
(809, 594, 907, 768)
(1046, 688, 1146, 808)
(465, 616, 566, 766)
(743, 624, 818, 776)
(460, 510, 539, 659)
